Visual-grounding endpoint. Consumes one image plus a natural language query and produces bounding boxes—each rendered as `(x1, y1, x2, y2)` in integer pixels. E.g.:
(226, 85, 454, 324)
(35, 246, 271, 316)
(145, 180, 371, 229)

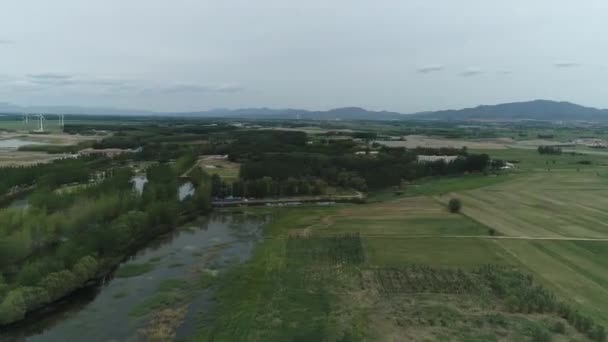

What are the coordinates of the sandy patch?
(377, 135, 507, 149)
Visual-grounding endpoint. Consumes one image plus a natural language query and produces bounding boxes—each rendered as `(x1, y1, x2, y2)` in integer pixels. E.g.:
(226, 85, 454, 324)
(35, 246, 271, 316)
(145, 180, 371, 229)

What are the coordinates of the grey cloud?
(2, 74, 242, 97)
(3, 1, 608, 113)
(0, 75, 125, 93)
(146, 83, 245, 94)
(214, 84, 245, 93)
(161, 84, 212, 93)
(77, 78, 132, 87)
(554, 61, 580, 68)
(27, 73, 75, 86)
(28, 73, 73, 80)
(416, 65, 443, 74)
(460, 68, 484, 77)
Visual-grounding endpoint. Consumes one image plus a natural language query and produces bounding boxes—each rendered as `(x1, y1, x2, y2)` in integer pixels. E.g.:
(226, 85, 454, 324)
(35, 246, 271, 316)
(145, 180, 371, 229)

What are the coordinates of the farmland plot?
(443, 169, 608, 324)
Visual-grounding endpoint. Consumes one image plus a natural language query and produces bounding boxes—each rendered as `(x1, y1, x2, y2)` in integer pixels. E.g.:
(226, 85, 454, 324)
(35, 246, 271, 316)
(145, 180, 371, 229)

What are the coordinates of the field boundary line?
(350, 235, 608, 241)
(266, 234, 608, 241)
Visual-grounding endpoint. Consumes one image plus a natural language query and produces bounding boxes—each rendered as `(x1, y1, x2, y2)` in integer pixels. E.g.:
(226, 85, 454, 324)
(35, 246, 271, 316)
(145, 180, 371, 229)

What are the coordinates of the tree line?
(237, 150, 490, 192)
(0, 159, 213, 325)
(538, 146, 562, 155)
(0, 157, 102, 196)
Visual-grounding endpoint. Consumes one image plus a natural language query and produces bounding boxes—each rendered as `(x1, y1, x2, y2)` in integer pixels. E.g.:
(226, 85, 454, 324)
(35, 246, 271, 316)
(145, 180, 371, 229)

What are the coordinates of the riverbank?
(0, 210, 201, 327)
(2, 213, 267, 341)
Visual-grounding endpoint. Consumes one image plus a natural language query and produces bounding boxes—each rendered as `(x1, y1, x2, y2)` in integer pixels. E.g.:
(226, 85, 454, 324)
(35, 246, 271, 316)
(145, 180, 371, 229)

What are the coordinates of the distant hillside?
(177, 107, 405, 120)
(410, 100, 608, 121)
(0, 102, 404, 120)
(3, 100, 608, 121)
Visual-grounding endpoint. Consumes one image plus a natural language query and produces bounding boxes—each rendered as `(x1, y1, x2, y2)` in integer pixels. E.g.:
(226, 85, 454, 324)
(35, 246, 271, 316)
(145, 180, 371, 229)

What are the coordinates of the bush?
(448, 198, 462, 213)
(0, 274, 7, 298)
(538, 146, 562, 155)
(591, 325, 606, 342)
(0, 290, 26, 324)
(20, 286, 51, 311)
(531, 326, 552, 342)
(40, 270, 78, 299)
(552, 321, 566, 334)
(72, 255, 99, 283)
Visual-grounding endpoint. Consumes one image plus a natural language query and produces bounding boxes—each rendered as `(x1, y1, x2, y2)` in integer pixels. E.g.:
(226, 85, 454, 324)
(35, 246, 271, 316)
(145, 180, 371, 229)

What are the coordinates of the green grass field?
(197, 160, 608, 340)
(198, 158, 240, 182)
(435, 165, 608, 326)
(472, 147, 608, 171)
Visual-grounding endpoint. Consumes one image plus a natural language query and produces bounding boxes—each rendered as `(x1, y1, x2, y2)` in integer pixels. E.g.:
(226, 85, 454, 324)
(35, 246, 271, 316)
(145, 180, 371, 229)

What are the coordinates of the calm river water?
(1, 213, 267, 342)
(0, 139, 42, 149)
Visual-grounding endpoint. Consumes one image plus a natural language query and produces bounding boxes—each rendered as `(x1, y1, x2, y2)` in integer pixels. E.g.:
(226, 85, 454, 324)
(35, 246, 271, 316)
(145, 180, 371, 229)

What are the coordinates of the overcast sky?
(1, 0, 608, 113)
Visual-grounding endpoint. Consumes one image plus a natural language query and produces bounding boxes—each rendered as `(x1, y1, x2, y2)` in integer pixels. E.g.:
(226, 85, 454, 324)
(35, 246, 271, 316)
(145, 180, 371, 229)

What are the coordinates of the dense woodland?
(213, 130, 492, 196)
(47, 125, 497, 198)
(0, 157, 100, 195)
(0, 153, 212, 325)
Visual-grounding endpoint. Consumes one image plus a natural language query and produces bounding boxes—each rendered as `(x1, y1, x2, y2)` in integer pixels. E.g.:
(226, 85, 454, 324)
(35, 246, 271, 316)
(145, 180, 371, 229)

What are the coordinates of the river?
(2, 212, 267, 341)
(0, 139, 43, 149)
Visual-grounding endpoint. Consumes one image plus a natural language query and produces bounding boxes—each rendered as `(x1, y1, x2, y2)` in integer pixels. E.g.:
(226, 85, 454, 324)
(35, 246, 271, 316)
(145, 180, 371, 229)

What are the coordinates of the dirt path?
(351, 235, 608, 241)
(181, 160, 202, 178)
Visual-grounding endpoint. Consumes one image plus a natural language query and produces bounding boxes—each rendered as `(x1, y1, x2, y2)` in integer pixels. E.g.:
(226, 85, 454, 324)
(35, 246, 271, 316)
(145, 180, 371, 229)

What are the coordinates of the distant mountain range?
(2, 100, 608, 122)
(409, 100, 608, 121)
(177, 107, 405, 120)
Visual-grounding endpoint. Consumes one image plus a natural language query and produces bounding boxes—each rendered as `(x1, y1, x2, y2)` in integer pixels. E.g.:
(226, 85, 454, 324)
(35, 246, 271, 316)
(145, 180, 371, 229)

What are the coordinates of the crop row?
(286, 233, 364, 266)
(373, 266, 479, 295)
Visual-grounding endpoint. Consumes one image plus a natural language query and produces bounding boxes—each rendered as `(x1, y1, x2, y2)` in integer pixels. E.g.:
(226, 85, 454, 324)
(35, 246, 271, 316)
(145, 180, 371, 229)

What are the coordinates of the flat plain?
(438, 168, 608, 325)
(203, 150, 608, 340)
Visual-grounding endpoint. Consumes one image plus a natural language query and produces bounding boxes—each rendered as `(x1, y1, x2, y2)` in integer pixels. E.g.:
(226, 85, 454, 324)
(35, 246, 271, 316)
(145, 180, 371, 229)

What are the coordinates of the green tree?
(0, 290, 26, 324)
(448, 198, 462, 213)
(20, 287, 50, 311)
(72, 256, 99, 283)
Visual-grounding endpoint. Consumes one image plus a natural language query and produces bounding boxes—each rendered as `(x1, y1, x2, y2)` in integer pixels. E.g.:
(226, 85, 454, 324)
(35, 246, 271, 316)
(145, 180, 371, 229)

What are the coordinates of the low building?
(202, 154, 229, 160)
(417, 155, 460, 164)
(501, 162, 516, 170)
(78, 148, 132, 158)
(573, 138, 608, 148)
(355, 151, 379, 155)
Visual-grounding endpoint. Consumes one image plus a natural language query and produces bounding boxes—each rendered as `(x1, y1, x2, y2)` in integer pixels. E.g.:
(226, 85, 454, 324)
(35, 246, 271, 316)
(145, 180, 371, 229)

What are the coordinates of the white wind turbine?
(36, 114, 46, 132)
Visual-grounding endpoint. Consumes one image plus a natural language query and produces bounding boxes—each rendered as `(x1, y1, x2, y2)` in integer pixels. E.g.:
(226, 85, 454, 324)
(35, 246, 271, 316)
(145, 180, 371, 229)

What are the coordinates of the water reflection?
(2, 213, 268, 342)
(0, 139, 43, 149)
(131, 175, 148, 195)
(131, 175, 194, 201)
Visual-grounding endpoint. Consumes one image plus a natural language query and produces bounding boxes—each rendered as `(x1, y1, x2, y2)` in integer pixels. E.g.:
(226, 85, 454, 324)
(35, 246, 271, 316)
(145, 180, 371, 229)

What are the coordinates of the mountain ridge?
(2, 100, 608, 121)
(409, 99, 608, 121)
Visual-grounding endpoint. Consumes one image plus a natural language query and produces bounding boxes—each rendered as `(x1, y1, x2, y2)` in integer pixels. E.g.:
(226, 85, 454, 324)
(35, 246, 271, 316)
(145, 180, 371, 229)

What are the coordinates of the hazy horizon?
(2, 1, 607, 112)
(2, 98, 606, 117)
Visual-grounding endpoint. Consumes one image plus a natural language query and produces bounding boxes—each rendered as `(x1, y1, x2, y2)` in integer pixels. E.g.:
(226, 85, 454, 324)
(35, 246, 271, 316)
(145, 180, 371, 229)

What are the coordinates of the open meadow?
(198, 156, 240, 182)
(437, 167, 608, 325)
(201, 154, 608, 340)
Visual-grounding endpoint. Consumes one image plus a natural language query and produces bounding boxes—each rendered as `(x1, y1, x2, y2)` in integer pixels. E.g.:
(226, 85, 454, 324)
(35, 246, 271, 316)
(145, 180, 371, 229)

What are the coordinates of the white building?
(417, 155, 460, 164)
